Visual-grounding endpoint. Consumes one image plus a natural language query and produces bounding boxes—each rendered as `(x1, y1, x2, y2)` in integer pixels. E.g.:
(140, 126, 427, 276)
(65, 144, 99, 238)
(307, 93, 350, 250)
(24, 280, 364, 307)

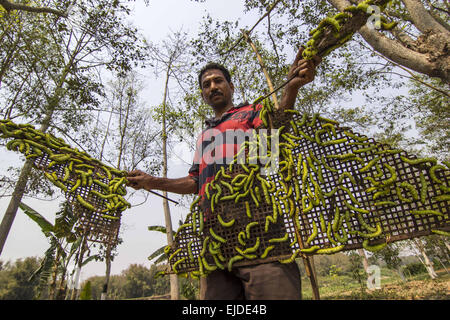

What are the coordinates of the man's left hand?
(286, 46, 322, 91)
(279, 46, 321, 110)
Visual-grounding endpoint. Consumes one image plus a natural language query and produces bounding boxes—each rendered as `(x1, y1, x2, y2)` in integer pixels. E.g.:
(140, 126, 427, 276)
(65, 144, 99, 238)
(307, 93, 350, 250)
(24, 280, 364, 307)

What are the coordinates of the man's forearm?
(145, 176, 198, 195)
(279, 87, 299, 110)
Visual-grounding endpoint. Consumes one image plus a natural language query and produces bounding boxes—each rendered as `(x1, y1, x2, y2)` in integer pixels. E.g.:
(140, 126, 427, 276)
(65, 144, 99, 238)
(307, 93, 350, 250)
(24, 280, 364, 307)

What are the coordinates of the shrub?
(404, 262, 427, 276)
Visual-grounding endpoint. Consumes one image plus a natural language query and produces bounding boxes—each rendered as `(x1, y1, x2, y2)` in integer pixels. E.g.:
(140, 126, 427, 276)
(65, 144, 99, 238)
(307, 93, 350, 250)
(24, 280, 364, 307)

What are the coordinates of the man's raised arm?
(279, 47, 322, 110)
(126, 170, 198, 195)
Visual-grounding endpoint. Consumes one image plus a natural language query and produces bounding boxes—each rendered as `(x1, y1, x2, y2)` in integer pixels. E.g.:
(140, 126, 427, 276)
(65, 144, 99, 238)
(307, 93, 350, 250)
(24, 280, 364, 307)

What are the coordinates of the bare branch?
(0, 0, 68, 17)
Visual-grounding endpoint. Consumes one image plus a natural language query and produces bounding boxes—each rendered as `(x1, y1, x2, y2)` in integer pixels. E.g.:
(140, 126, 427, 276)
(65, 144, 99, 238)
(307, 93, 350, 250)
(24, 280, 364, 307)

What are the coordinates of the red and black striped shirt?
(188, 102, 263, 214)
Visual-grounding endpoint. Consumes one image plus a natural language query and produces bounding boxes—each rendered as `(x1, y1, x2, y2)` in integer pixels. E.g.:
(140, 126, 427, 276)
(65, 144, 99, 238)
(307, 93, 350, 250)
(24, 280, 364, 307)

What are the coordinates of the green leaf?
(19, 202, 55, 234)
(81, 255, 100, 267)
(148, 245, 166, 262)
(148, 225, 172, 234)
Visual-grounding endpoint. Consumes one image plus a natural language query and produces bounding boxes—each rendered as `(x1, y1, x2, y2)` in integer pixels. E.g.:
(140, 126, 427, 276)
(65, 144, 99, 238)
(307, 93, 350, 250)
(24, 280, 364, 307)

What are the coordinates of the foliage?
(19, 201, 99, 299)
(0, 256, 41, 300)
(403, 262, 427, 277)
(79, 280, 92, 300)
(82, 263, 170, 299)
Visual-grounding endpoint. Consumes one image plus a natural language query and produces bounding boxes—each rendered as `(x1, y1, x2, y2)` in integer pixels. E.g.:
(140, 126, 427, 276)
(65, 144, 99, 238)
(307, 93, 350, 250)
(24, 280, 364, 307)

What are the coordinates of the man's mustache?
(210, 91, 223, 99)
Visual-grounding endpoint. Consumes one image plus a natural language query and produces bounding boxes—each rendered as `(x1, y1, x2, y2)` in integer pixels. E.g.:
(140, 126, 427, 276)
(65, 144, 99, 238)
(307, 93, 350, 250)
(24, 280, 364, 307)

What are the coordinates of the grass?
(300, 268, 450, 300)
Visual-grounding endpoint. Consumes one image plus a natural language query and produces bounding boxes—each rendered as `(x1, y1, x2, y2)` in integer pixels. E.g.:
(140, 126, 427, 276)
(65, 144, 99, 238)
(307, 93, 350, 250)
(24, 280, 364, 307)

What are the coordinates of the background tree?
(0, 0, 149, 260)
(0, 256, 40, 299)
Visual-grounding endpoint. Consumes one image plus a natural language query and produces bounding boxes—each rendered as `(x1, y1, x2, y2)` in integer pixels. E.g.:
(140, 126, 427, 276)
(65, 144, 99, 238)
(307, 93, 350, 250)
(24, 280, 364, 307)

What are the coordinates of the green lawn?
(300, 268, 450, 300)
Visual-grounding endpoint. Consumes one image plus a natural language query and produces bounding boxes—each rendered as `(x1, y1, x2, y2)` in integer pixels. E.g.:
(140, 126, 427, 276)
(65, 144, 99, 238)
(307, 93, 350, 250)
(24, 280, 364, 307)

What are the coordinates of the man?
(127, 47, 321, 299)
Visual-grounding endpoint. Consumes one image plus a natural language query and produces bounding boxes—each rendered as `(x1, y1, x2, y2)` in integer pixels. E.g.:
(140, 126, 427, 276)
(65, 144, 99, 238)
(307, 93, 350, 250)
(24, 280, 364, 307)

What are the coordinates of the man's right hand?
(126, 170, 158, 191)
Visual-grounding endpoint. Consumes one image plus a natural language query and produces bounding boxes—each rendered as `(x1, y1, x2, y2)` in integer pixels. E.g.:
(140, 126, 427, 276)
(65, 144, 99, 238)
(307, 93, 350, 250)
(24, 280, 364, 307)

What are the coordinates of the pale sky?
(0, 0, 262, 282)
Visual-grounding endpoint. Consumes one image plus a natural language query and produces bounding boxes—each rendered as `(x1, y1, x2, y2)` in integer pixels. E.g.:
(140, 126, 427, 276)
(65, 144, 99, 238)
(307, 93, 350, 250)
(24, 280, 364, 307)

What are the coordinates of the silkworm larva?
(279, 249, 300, 263)
(202, 257, 217, 272)
(338, 172, 357, 185)
(400, 156, 437, 166)
(260, 245, 275, 259)
(359, 156, 381, 173)
(211, 254, 225, 270)
(317, 244, 345, 255)
(220, 193, 239, 201)
(242, 201, 252, 219)
(76, 195, 95, 211)
(356, 212, 377, 233)
(420, 173, 428, 204)
(374, 201, 397, 206)
(411, 210, 444, 217)
(327, 153, 356, 161)
(430, 165, 446, 184)
(168, 248, 182, 262)
(334, 225, 348, 243)
(238, 231, 247, 246)
(321, 156, 338, 173)
(243, 237, 260, 254)
(431, 230, 450, 237)
(300, 246, 320, 254)
(101, 214, 119, 220)
(332, 206, 341, 233)
(234, 188, 250, 203)
(362, 240, 387, 252)
(187, 240, 195, 261)
(209, 227, 227, 244)
(379, 164, 397, 187)
(306, 221, 318, 246)
(220, 180, 234, 194)
(217, 214, 235, 228)
(340, 186, 361, 205)
(172, 257, 187, 273)
(397, 185, 416, 202)
(228, 255, 244, 271)
(246, 222, 259, 239)
(265, 215, 277, 232)
(200, 236, 209, 257)
(322, 138, 348, 146)
(357, 223, 382, 239)
(269, 233, 289, 244)
(345, 201, 370, 215)
(433, 194, 450, 202)
(302, 195, 313, 214)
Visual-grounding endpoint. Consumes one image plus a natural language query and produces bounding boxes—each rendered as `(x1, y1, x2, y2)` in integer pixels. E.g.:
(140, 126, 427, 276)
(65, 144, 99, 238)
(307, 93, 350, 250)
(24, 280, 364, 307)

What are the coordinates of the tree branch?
(401, 0, 448, 34)
(0, 0, 68, 17)
(328, 0, 450, 83)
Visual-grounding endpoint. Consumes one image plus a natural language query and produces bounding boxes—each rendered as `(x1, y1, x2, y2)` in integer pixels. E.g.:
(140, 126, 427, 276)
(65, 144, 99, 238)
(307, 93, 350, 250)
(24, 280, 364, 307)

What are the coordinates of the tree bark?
(327, 0, 450, 83)
(358, 249, 369, 273)
(161, 58, 179, 300)
(413, 238, 438, 279)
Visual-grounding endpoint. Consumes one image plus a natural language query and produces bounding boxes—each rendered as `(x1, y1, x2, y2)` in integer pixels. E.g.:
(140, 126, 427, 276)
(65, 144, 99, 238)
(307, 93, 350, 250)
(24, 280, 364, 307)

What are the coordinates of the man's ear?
(199, 88, 206, 101)
(230, 82, 235, 94)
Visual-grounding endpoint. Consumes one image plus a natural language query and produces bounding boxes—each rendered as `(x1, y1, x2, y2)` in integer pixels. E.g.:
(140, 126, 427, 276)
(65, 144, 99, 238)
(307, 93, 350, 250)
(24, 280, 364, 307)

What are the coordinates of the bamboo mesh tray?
(166, 108, 449, 276)
(0, 120, 130, 246)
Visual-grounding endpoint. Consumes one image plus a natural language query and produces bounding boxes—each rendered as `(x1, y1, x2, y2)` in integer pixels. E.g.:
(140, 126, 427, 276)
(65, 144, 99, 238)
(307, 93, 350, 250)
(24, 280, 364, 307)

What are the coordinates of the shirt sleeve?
(249, 103, 264, 128)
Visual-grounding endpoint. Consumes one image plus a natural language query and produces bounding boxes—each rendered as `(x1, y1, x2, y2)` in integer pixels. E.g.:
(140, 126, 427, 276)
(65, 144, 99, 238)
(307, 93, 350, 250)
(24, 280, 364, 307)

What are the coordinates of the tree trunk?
(358, 249, 370, 273)
(414, 238, 438, 279)
(101, 245, 112, 300)
(161, 59, 179, 300)
(0, 49, 76, 256)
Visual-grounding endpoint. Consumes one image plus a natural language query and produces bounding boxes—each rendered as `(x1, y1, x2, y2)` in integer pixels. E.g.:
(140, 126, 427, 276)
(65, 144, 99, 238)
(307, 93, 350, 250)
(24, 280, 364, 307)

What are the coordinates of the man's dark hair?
(198, 63, 232, 89)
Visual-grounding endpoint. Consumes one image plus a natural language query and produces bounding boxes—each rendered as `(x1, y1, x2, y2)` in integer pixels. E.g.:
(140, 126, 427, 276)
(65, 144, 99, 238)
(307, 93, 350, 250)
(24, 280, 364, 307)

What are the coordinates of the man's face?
(200, 69, 234, 110)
